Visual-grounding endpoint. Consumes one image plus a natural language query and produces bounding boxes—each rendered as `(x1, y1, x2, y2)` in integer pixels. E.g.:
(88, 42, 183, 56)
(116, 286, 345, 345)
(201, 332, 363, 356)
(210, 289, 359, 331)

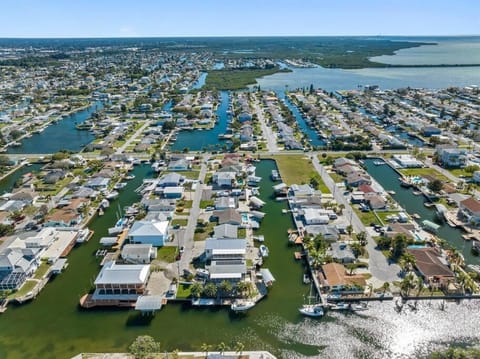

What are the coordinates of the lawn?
(194, 221, 216, 241)
(328, 172, 345, 184)
(398, 168, 449, 182)
(178, 171, 199, 180)
(178, 200, 193, 209)
(354, 207, 381, 226)
(156, 246, 178, 263)
(448, 168, 473, 178)
(171, 218, 188, 227)
(176, 283, 192, 299)
(200, 200, 215, 209)
(270, 155, 330, 193)
(34, 262, 51, 279)
(375, 210, 402, 224)
(8, 280, 37, 300)
(238, 228, 246, 238)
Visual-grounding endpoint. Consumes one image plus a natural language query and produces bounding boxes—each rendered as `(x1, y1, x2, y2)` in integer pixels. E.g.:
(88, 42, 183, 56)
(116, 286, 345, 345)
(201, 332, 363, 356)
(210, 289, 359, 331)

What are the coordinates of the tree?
(234, 341, 245, 357)
(204, 282, 218, 298)
(346, 225, 353, 236)
(416, 276, 424, 296)
(382, 282, 390, 294)
(356, 231, 367, 246)
(400, 273, 414, 296)
(190, 282, 203, 298)
(219, 280, 233, 296)
(129, 335, 161, 359)
(351, 242, 363, 258)
(399, 252, 416, 272)
(428, 179, 444, 193)
(346, 263, 356, 275)
(217, 342, 228, 355)
(236, 281, 249, 297)
(201, 343, 212, 357)
(392, 234, 409, 259)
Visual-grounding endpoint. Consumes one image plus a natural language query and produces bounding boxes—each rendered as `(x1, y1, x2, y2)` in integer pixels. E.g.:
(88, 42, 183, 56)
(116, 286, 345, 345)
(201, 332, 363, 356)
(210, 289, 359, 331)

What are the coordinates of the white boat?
(76, 229, 90, 243)
(125, 206, 139, 216)
(299, 304, 324, 317)
(303, 273, 311, 284)
(253, 235, 265, 242)
(108, 226, 123, 235)
(259, 245, 269, 257)
(106, 191, 119, 200)
(100, 199, 110, 208)
(125, 174, 136, 180)
(231, 300, 255, 312)
(114, 182, 127, 190)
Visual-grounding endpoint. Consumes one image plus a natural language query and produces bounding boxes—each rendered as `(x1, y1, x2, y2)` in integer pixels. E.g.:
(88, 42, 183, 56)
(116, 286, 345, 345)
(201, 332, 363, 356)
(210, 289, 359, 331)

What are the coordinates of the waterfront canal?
(276, 91, 325, 148)
(0, 163, 43, 195)
(363, 158, 480, 265)
(6, 101, 102, 154)
(170, 91, 231, 152)
(0, 161, 479, 358)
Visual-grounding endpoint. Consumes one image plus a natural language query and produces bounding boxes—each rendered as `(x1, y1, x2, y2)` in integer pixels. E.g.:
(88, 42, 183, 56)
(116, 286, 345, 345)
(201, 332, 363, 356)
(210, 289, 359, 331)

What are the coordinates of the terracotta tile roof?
(460, 197, 480, 214)
(407, 248, 454, 278)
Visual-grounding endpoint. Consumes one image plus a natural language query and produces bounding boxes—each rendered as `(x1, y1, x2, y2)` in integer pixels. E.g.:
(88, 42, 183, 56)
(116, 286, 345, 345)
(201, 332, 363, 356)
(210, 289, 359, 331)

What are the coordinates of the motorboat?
(303, 273, 311, 284)
(114, 182, 127, 190)
(259, 245, 269, 257)
(231, 300, 255, 312)
(299, 304, 324, 317)
(76, 229, 90, 243)
(106, 191, 119, 200)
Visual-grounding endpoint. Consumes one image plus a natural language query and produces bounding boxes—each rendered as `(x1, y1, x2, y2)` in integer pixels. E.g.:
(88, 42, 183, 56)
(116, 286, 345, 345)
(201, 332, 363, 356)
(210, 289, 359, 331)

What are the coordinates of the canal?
(6, 101, 103, 154)
(363, 158, 480, 265)
(170, 91, 231, 152)
(275, 91, 325, 148)
(0, 163, 44, 195)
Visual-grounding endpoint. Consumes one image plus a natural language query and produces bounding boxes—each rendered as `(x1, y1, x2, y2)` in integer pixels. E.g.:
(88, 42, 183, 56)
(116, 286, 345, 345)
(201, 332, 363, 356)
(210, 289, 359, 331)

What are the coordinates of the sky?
(0, 0, 478, 38)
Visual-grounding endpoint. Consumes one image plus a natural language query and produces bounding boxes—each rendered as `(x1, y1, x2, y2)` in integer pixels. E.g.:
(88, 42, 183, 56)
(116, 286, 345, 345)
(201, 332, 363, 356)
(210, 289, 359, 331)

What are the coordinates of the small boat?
(114, 182, 127, 190)
(125, 206, 139, 216)
(125, 174, 136, 180)
(387, 190, 396, 195)
(350, 302, 368, 312)
(259, 245, 269, 257)
(106, 191, 119, 200)
(98, 208, 104, 216)
(76, 229, 90, 243)
(373, 160, 385, 166)
(271, 170, 280, 181)
(108, 226, 123, 235)
(400, 178, 412, 188)
(253, 235, 265, 242)
(299, 304, 324, 317)
(424, 202, 435, 208)
(231, 300, 255, 312)
(330, 302, 350, 311)
(303, 273, 311, 284)
(100, 199, 110, 208)
(412, 190, 422, 196)
(472, 241, 480, 256)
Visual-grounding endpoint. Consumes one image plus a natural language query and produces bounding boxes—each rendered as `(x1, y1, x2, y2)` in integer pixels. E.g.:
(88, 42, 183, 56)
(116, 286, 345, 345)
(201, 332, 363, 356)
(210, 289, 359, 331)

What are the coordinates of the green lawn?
(194, 221, 215, 241)
(354, 207, 381, 226)
(398, 168, 449, 182)
(375, 210, 402, 224)
(157, 246, 178, 263)
(238, 228, 246, 238)
(200, 200, 215, 209)
(8, 280, 37, 300)
(448, 168, 473, 178)
(328, 172, 345, 184)
(270, 155, 330, 193)
(171, 218, 188, 227)
(177, 171, 199, 180)
(34, 262, 51, 279)
(176, 283, 192, 299)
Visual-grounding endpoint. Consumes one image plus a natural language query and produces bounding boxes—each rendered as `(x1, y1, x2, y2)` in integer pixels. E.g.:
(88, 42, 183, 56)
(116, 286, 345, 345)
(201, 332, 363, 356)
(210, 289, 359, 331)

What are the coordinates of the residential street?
(253, 97, 278, 152)
(311, 155, 401, 284)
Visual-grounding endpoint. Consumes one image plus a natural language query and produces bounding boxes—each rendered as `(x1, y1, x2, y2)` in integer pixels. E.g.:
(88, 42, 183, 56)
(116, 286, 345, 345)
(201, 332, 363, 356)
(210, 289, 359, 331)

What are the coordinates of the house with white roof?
(121, 244, 156, 264)
(128, 220, 169, 246)
(204, 238, 246, 261)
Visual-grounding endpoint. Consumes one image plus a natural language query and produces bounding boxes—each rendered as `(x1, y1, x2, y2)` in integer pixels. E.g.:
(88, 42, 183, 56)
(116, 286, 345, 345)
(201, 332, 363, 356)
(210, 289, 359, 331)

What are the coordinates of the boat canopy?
(260, 268, 275, 284)
(135, 295, 163, 312)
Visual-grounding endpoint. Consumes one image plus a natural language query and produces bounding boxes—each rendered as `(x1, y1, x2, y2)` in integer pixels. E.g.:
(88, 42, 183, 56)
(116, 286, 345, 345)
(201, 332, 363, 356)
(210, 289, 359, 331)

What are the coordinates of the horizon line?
(1, 34, 480, 40)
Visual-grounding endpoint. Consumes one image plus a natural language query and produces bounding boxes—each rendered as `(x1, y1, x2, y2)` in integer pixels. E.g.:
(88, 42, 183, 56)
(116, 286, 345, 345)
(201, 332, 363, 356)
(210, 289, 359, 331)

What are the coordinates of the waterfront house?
(422, 126, 442, 137)
(43, 170, 66, 184)
(128, 220, 169, 247)
(302, 208, 330, 225)
(346, 172, 372, 187)
(44, 199, 87, 227)
(212, 208, 242, 226)
(168, 159, 189, 171)
(92, 261, 150, 300)
(161, 186, 184, 199)
(204, 238, 246, 261)
(0, 247, 41, 290)
(406, 247, 455, 289)
(213, 171, 237, 188)
(214, 224, 238, 239)
(214, 196, 236, 210)
(306, 224, 340, 242)
(158, 173, 184, 187)
(333, 157, 356, 171)
(364, 193, 387, 210)
(289, 184, 316, 198)
(329, 242, 356, 264)
(121, 244, 157, 264)
(207, 260, 246, 282)
(85, 177, 110, 190)
(459, 197, 480, 226)
(319, 263, 365, 292)
(392, 154, 424, 168)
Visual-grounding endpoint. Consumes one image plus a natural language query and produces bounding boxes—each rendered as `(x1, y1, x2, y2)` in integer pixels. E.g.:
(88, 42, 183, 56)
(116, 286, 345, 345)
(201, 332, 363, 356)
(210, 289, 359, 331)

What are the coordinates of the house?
(364, 193, 387, 210)
(333, 157, 356, 171)
(71, 186, 98, 199)
(168, 159, 189, 171)
(204, 238, 246, 261)
(473, 170, 480, 184)
(406, 248, 455, 288)
(45, 198, 87, 227)
(422, 126, 441, 137)
(85, 177, 110, 190)
(290, 184, 316, 198)
(0, 247, 41, 290)
(43, 170, 66, 184)
(318, 263, 365, 292)
(459, 197, 480, 226)
(436, 146, 467, 168)
(92, 261, 150, 300)
(307, 224, 340, 242)
(329, 242, 356, 264)
(162, 186, 184, 199)
(238, 112, 252, 123)
(207, 260, 246, 282)
(302, 208, 330, 225)
(240, 125, 253, 143)
(346, 172, 372, 187)
(214, 224, 238, 239)
(10, 188, 37, 204)
(121, 244, 157, 264)
(213, 172, 236, 188)
(128, 220, 169, 246)
(158, 173, 184, 187)
(214, 196, 236, 210)
(0, 200, 25, 213)
(392, 154, 423, 168)
(213, 208, 242, 226)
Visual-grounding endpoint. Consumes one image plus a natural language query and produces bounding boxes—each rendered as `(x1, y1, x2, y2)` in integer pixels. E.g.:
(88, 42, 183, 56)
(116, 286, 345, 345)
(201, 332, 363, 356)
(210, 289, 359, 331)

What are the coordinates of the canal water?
(0, 161, 479, 358)
(170, 91, 231, 152)
(363, 158, 480, 265)
(6, 101, 102, 154)
(0, 163, 43, 195)
(191, 72, 208, 90)
(275, 91, 325, 148)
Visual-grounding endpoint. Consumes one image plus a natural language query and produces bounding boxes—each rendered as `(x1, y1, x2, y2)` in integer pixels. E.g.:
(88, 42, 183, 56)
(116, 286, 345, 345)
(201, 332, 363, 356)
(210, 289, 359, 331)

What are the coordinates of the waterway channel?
(363, 158, 480, 265)
(6, 101, 103, 155)
(170, 91, 231, 152)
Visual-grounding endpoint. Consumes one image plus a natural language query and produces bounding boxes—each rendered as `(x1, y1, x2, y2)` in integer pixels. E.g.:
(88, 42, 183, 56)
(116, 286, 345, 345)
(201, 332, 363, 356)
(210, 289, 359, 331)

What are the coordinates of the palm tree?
(338, 204, 345, 215)
(217, 342, 228, 355)
(382, 282, 390, 294)
(201, 343, 212, 357)
(236, 281, 249, 297)
(346, 224, 353, 236)
(400, 273, 414, 297)
(219, 280, 233, 297)
(234, 341, 245, 358)
(356, 231, 367, 246)
(204, 283, 218, 298)
(190, 282, 203, 298)
(400, 252, 416, 273)
(416, 276, 424, 296)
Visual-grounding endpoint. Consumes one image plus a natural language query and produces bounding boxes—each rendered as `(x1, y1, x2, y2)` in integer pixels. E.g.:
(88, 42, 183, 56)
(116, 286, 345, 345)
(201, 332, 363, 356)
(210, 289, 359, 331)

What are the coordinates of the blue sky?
(0, 0, 478, 37)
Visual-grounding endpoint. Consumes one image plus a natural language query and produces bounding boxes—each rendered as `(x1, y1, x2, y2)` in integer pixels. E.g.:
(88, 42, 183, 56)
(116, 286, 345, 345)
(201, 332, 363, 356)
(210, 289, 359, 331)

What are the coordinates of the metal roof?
(135, 295, 162, 311)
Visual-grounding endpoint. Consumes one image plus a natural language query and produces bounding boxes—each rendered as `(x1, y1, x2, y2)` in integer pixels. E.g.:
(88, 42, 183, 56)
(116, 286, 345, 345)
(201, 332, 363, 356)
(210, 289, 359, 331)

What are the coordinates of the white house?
(204, 238, 246, 261)
(121, 244, 157, 264)
(128, 220, 169, 246)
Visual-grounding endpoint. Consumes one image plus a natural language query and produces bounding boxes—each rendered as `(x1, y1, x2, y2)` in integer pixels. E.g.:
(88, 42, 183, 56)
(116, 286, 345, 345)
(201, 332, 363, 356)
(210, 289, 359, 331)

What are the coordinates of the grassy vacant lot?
(156, 246, 178, 263)
(398, 168, 449, 182)
(354, 207, 381, 226)
(448, 168, 473, 178)
(171, 218, 188, 227)
(177, 171, 199, 180)
(271, 155, 330, 193)
(204, 67, 288, 90)
(199, 200, 214, 209)
(194, 221, 216, 241)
